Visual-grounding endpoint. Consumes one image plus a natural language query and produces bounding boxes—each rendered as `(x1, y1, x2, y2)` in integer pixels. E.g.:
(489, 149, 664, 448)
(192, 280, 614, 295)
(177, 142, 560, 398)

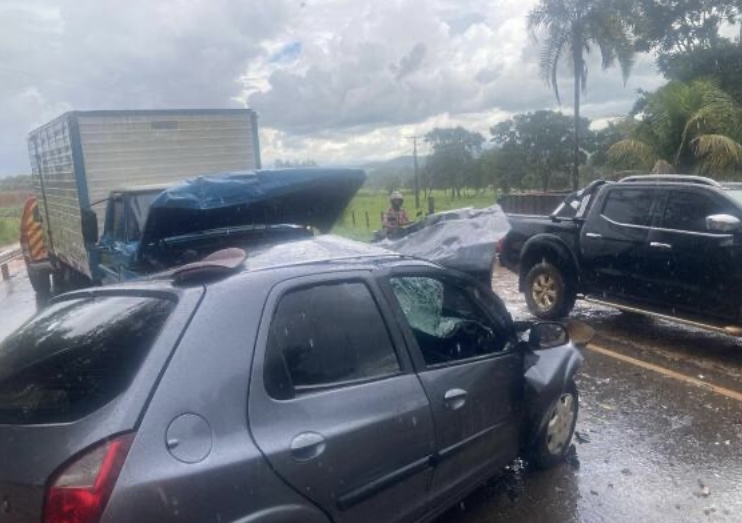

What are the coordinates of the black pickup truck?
(499, 175, 742, 335)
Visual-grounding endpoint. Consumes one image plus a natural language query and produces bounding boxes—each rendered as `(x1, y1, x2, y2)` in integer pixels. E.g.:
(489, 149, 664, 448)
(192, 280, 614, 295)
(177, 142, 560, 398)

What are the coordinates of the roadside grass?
(332, 189, 497, 241)
(0, 205, 22, 247)
(0, 217, 20, 247)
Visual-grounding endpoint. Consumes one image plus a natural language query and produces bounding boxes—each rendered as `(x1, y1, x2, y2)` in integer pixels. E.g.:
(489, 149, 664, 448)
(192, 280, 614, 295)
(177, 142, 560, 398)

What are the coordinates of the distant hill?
(361, 155, 419, 173)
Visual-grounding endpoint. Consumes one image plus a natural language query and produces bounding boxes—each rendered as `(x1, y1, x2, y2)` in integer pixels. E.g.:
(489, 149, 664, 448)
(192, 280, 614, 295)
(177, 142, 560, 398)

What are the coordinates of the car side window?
(601, 188, 655, 226)
(265, 282, 400, 399)
(662, 191, 733, 233)
(389, 276, 509, 367)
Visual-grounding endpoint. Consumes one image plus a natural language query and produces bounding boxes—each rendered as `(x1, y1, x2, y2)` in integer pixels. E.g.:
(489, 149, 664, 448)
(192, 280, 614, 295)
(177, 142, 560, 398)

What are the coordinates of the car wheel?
(524, 261, 576, 320)
(532, 380, 579, 469)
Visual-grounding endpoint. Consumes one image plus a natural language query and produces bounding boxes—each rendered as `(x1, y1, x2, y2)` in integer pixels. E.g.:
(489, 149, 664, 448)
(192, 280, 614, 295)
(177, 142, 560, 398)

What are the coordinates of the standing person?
(383, 191, 411, 233)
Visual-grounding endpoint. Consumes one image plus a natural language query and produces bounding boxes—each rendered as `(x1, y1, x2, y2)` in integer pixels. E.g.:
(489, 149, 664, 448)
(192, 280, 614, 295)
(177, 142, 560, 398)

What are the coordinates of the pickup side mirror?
(81, 209, 99, 244)
(706, 214, 741, 234)
(529, 322, 570, 350)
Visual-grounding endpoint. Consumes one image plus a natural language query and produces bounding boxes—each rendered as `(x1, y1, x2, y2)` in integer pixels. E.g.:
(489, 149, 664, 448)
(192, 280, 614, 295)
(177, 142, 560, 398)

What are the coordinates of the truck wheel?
(531, 380, 579, 469)
(29, 270, 51, 296)
(524, 261, 576, 320)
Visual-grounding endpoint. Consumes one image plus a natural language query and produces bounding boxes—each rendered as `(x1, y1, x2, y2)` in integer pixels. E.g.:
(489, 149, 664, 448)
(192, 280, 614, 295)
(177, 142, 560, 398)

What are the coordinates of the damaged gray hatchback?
(0, 236, 582, 523)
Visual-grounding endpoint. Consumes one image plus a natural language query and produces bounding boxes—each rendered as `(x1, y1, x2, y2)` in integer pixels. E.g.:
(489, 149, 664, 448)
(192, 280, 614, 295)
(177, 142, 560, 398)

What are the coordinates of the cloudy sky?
(0, 0, 668, 176)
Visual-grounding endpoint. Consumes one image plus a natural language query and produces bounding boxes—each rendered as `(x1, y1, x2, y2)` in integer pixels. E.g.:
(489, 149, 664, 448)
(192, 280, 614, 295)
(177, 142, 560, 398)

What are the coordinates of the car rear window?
(0, 295, 175, 425)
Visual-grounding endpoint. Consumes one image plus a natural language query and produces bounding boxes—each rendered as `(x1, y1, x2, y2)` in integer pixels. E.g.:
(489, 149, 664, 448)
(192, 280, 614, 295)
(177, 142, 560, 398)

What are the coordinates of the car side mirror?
(706, 214, 742, 233)
(529, 322, 570, 350)
(81, 209, 99, 244)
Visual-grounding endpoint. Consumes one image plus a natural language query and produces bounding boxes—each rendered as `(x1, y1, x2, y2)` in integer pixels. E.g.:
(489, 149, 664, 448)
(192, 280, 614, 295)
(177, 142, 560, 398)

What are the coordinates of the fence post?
(366, 212, 370, 229)
(428, 197, 435, 215)
(1, 263, 9, 281)
(352, 211, 356, 226)
(380, 212, 384, 227)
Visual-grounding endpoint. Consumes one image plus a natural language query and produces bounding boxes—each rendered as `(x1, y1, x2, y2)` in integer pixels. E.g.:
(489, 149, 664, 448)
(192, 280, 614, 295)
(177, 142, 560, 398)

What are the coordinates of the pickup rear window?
(0, 296, 175, 424)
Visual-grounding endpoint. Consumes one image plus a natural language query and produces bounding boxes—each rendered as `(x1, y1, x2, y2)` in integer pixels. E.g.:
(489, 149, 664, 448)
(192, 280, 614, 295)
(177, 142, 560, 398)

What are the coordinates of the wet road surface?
(2, 262, 742, 522)
(0, 259, 41, 339)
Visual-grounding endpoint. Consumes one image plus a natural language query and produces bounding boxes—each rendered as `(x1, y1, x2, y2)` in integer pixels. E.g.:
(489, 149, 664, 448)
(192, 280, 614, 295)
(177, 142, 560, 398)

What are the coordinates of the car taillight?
(44, 433, 134, 523)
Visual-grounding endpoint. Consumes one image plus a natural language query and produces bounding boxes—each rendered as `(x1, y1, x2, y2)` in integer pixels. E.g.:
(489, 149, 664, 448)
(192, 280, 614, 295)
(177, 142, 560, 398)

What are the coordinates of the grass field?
(332, 189, 497, 241)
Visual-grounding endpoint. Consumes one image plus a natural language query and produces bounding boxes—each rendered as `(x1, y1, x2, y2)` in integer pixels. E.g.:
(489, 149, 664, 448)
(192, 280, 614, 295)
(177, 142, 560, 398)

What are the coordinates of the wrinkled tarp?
(139, 168, 366, 253)
(374, 205, 511, 282)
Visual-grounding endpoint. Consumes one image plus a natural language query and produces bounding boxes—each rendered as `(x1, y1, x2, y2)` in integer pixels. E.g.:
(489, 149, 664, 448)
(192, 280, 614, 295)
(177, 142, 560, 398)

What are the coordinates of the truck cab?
(94, 186, 168, 284)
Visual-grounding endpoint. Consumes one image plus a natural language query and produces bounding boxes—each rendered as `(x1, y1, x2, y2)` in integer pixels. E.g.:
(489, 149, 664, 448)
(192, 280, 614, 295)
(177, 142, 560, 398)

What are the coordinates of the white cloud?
(0, 0, 666, 175)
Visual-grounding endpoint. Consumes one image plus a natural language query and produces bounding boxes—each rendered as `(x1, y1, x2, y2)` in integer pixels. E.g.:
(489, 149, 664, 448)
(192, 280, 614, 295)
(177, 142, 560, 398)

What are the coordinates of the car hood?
(138, 168, 366, 257)
(374, 205, 510, 284)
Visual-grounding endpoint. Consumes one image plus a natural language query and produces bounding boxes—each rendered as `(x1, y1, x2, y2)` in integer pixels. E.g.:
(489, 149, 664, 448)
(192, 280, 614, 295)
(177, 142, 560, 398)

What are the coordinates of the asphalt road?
(2, 262, 742, 522)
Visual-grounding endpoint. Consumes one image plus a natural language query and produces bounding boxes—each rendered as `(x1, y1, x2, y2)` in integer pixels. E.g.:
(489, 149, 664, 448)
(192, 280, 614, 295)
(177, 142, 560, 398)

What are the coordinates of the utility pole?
(407, 136, 421, 209)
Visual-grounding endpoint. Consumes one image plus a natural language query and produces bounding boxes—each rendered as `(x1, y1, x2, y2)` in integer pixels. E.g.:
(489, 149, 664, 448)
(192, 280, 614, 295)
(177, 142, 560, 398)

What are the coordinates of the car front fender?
(523, 343, 584, 442)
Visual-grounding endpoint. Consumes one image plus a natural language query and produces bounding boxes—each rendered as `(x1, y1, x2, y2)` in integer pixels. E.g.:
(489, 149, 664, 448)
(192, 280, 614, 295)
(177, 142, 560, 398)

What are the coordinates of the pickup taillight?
(44, 433, 134, 523)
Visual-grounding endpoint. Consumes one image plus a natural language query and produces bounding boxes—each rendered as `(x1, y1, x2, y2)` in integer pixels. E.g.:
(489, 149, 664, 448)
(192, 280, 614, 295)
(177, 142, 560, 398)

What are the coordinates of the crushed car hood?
(374, 205, 510, 283)
(138, 168, 366, 257)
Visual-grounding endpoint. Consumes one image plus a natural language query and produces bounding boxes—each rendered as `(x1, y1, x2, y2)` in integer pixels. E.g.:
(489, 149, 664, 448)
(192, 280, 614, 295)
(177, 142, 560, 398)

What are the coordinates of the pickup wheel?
(524, 261, 576, 320)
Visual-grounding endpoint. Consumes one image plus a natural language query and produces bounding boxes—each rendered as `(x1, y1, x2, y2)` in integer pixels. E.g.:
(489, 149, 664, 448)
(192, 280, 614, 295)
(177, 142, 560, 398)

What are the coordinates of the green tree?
(528, 0, 635, 189)
(657, 41, 742, 104)
(608, 79, 742, 175)
(491, 110, 592, 191)
(631, 0, 740, 57)
(423, 127, 485, 198)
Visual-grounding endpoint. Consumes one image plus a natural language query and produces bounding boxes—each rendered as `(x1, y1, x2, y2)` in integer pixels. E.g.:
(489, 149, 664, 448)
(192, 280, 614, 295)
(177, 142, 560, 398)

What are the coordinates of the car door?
(646, 188, 742, 320)
(383, 270, 521, 507)
(248, 274, 436, 523)
(580, 186, 660, 301)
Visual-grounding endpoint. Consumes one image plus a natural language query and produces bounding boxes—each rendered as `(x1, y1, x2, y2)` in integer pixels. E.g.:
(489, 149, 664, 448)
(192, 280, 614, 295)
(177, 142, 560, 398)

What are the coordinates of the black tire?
(28, 268, 51, 296)
(532, 380, 579, 469)
(524, 261, 576, 320)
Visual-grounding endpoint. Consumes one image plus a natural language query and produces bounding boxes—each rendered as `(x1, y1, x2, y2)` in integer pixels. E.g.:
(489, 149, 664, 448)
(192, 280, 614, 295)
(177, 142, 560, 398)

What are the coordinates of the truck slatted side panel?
(78, 111, 259, 235)
(28, 115, 91, 277)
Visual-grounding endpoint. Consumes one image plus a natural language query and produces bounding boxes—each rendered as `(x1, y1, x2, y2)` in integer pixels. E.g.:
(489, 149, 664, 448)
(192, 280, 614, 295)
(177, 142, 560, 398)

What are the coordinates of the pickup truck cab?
(500, 175, 742, 335)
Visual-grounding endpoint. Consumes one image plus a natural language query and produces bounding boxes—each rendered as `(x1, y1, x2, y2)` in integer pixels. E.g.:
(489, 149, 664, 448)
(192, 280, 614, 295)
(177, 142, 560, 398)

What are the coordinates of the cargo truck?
(27, 109, 261, 293)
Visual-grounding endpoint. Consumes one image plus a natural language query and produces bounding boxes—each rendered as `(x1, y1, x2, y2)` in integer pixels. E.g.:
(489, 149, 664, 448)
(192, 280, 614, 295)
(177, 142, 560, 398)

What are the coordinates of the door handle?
(586, 232, 602, 238)
(444, 388, 467, 410)
(290, 432, 326, 462)
(650, 242, 672, 250)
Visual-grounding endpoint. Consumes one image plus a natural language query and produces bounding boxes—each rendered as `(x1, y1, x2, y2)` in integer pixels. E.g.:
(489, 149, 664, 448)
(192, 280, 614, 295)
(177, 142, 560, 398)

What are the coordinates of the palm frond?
(691, 134, 742, 171)
(608, 139, 659, 169)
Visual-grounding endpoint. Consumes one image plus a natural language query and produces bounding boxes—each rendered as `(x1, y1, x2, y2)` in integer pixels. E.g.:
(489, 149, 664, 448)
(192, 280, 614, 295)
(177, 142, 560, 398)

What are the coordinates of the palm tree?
(608, 79, 742, 175)
(528, 0, 634, 189)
